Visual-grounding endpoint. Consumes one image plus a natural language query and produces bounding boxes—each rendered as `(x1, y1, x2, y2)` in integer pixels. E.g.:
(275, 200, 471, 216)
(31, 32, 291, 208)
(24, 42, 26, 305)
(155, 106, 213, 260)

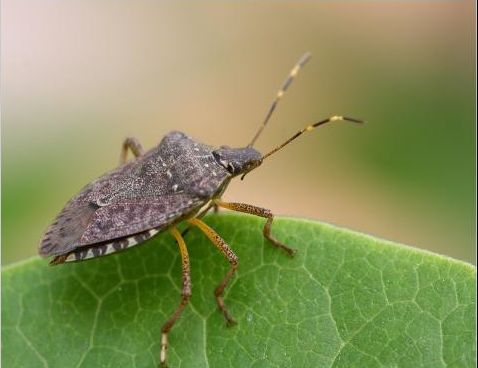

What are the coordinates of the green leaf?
(2, 214, 476, 367)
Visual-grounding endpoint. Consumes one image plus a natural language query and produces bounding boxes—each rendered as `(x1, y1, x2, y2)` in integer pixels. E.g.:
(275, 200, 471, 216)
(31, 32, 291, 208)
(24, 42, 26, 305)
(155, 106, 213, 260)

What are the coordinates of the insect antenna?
(261, 116, 364, 161)
(247, 52, 312, 148)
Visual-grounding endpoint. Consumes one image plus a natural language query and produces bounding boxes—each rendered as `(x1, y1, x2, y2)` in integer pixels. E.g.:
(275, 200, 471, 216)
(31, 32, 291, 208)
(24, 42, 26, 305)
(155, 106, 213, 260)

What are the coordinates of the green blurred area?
(2, 1, 475, 264)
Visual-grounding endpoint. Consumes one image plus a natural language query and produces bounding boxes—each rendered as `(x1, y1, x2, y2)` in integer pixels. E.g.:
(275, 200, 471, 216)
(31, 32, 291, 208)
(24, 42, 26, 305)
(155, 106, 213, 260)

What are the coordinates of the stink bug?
(39, 52, 363, 366)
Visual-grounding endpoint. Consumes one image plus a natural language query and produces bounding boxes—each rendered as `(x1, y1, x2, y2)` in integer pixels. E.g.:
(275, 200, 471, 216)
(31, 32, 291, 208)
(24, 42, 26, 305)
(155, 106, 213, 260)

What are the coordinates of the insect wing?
(79, 194, 205, 246)
(40, 193, 205, 257)
(39, 202, 100, 257)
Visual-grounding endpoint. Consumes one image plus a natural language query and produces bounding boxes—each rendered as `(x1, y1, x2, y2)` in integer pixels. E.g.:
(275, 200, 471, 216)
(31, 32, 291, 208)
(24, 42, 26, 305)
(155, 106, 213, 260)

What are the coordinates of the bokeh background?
(2, 1, 475, 265)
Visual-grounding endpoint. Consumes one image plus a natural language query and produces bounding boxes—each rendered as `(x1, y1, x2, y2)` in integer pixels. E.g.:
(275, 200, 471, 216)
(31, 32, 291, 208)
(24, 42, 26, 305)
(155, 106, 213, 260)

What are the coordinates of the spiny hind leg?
(160, 227, 192, 367)
(214, 200, 297, 257)
(120, 137, 145, 164)
(188, 217, 238, 325)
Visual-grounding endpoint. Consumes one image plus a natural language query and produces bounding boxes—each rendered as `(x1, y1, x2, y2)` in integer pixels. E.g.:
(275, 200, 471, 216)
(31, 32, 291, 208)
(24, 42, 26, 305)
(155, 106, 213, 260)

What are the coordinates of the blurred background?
(2, 1, 475, 265)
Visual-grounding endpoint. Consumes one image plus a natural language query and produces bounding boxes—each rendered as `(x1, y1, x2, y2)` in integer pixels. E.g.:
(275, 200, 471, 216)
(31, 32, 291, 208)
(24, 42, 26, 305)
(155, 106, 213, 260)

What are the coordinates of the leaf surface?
(2, 214, 476, 367)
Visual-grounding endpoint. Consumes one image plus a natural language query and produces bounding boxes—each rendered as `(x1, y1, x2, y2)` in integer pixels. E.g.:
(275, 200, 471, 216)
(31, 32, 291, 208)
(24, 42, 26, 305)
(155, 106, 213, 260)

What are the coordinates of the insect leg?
(160, 227, 192, 367)
(180, 201, 214, 238)
(119, 137, 145, 164)
(181, 200, 221, 238)
(187, 218, 238, 325)
(214, 200, 297, 257)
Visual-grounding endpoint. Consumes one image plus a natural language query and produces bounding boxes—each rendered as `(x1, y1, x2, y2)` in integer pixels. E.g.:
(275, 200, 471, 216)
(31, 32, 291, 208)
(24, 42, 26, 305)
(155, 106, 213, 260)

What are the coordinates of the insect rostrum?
(39, 53, 363, 367)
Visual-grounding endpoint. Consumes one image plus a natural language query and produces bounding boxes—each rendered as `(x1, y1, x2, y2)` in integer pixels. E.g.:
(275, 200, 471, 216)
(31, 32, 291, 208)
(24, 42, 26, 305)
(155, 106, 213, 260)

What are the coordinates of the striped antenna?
(261, 116, 364, 161)
(240, 115, 364, 180)
(248, 52, 312, 148)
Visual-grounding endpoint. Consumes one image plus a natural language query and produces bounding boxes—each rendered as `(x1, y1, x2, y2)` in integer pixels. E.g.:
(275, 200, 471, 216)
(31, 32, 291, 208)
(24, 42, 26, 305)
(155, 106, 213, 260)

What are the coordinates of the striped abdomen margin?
(50, 227, 161, 265)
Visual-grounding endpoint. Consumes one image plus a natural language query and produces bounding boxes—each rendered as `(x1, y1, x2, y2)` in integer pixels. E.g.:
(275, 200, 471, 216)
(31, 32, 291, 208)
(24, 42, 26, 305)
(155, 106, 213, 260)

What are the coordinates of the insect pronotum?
(39, 52, 363, 367)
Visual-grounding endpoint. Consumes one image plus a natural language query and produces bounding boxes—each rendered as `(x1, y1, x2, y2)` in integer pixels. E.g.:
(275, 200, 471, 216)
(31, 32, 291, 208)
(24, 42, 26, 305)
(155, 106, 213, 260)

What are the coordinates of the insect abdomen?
(51, 227, 161, 265)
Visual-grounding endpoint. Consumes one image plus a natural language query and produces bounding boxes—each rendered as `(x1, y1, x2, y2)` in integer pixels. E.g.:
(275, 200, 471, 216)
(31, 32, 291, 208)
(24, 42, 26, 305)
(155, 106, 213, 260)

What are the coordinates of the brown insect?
(39, 52, 363, 366)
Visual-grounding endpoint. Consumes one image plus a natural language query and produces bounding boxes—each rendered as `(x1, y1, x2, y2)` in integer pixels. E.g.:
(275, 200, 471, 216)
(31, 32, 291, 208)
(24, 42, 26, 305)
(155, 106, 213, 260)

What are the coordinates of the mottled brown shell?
(39, 131, 231, 258)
